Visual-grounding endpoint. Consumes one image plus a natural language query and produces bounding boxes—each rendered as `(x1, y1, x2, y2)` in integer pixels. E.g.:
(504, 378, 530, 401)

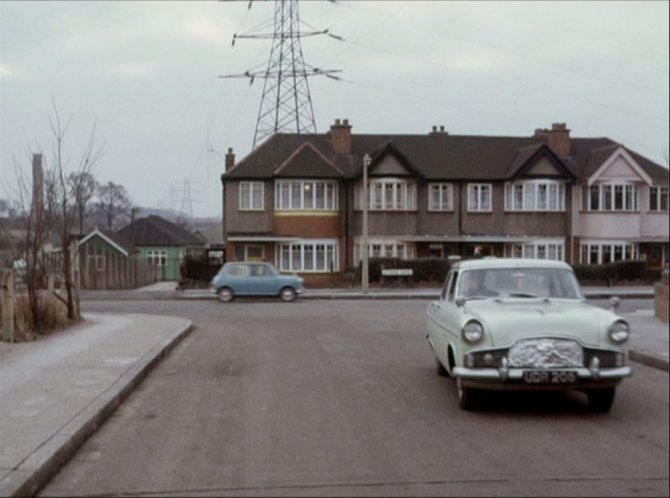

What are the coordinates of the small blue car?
(210, 262, 304, 302)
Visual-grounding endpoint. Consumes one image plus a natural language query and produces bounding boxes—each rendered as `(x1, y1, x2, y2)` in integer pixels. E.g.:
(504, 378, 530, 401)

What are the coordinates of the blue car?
(210, 262, 304, 302)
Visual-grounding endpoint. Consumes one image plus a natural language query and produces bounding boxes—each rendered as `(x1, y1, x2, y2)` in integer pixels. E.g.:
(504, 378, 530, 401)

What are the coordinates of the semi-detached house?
(221, 119, 669, 285)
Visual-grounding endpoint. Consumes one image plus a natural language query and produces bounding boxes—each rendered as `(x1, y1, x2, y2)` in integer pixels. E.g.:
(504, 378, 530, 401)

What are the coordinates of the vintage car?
(426, 258, 632, 412)
(210, 262, 304, 302)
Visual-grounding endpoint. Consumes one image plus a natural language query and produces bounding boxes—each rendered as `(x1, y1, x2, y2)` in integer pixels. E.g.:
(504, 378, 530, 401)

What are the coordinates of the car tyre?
(457, 378, 478, 411)
(280, 287, 296, 302)
(218, 287, 234, 303)
(587, 388, 616, 413)
(435, 356, 448, 377)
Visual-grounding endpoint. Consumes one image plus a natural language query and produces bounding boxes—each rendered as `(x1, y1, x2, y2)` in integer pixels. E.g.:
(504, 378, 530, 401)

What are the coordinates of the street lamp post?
(362, 153, 371, 293)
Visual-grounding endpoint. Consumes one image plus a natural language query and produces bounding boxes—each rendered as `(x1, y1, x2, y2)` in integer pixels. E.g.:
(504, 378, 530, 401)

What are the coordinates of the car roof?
(451, 258, 573, 271)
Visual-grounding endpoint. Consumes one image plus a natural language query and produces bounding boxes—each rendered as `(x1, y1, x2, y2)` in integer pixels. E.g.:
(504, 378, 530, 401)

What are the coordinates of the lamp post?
(362, 153, 371, 293)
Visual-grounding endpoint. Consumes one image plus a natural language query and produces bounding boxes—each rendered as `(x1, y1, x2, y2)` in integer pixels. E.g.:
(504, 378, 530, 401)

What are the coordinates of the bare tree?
(0, 154, 53, 333)
(96, 181, 132, 230)
(46, 103, 103, 320)
(68, 171, 97, 235)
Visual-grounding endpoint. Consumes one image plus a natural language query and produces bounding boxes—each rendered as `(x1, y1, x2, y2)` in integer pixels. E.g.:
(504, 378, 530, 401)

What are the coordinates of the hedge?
(572, 260, 662, 284)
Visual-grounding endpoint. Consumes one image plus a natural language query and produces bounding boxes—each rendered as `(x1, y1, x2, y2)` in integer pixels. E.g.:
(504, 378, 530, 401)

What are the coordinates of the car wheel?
(457, 378, 478, 411)
(279, 287, 296, 302)
(587, 388, 616, 413)
(218, 287, 234, 302)
(435, 356, 448, 377)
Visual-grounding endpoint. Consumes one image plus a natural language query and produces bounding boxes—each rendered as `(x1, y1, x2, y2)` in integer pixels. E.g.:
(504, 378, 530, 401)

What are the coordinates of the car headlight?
(608, 320, 630, 344)
(462, 320, 484, 343)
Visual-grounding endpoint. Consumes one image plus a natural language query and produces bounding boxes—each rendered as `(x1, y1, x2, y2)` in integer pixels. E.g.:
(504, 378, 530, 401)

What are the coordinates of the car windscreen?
(457, 267, 583, 300)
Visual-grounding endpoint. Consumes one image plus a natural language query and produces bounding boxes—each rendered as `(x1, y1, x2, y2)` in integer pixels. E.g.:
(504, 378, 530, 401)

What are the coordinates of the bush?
(573, 260, 657, 285)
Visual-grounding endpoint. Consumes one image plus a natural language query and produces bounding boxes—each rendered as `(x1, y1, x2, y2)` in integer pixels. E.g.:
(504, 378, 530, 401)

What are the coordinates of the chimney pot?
(225, 147, 235, 172)
(330, 117, 352, 154)
(432, 126, 437, 132)
(439, 125, 445, 132)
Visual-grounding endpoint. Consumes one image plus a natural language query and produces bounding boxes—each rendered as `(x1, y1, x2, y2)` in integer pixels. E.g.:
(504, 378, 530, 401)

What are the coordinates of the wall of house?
(224, 181, 274, 234)
(641, 212, 670, 238)
(459, 183, 505, 235)
(137, 246, 182, 281)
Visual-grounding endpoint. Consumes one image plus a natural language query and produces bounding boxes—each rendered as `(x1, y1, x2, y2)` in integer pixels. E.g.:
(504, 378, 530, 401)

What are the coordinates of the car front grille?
(470, 345, 623, 369)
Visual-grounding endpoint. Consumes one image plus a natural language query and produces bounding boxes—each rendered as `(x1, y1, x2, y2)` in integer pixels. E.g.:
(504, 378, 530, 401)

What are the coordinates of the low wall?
(655, 266, 669, 324)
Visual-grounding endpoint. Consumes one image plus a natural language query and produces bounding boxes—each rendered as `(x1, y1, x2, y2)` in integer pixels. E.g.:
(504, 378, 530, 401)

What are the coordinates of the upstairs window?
(356, 179, 417, 211)
(275, 180, 338, 210)
(239, 182, 264, 210)
(467, 183, 492, 212)
(505, 180, 565, 211)
(428, 183, 453, 211)
(650, 186, 669, 212)
(581, 183, 638, 211)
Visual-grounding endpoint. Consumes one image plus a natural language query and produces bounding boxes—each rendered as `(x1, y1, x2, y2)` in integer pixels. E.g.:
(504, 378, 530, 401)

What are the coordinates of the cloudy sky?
(1, 1, 668, 218)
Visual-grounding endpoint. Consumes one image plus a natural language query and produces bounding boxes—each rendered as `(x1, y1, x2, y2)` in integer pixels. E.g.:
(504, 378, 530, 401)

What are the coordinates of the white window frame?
(277, 239, 339, 273)
(353, 239, 416, 265)
(428, 183, 453, 211)
(239, 182, 264, 211)
(274, 180, 338, 211)
(467, 183, 492, 212)
(505, 241, 565, 261)
(579, 241, 639, 264)
(356, 178, 417, 211)
(146, 250, 168, 267)
(504, 180, 566, 212)
(650, 186, 669, 212)
(581, 182, 639, 212)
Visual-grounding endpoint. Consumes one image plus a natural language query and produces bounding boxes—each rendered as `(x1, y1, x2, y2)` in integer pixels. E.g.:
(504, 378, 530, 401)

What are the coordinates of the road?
(41, 299, 669, 497)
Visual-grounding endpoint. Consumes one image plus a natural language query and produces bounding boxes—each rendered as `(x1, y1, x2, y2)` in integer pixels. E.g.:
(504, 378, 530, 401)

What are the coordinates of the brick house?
(221, 119, 669, 284)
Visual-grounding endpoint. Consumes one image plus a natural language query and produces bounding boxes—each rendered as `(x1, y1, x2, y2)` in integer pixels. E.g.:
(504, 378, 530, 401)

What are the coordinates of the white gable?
(372, 155, 410, 176)
(589, 147, 652, 185)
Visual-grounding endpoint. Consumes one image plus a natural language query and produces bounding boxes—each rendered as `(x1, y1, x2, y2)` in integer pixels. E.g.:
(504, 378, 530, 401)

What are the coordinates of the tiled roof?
(118, 215, 203, 247)
(223, 131, 668, 183)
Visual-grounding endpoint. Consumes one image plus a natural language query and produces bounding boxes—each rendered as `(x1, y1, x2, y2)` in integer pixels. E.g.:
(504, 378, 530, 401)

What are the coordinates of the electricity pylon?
(220, 0, 342, 149)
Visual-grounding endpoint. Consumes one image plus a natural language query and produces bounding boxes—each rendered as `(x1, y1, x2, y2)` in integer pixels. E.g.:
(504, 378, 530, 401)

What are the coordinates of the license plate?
(523, 370, 577, 384)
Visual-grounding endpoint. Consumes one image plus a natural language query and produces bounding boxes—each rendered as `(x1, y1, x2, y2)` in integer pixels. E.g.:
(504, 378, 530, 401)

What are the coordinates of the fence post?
(70, 240, 81, 319)
(2, 269, 15, 343)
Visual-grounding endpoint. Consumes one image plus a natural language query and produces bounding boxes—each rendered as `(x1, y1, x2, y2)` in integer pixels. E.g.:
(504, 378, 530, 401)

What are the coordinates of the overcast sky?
(1, 1, 668, 218)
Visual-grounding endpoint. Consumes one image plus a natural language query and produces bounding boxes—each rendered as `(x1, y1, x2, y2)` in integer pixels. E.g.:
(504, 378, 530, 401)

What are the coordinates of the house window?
(239, 182, 264, 210)
(579, 243, 638, 264)
(582, 183, 638, 211)
(277, 240, 339, 272)
(357, 179, 417, 211)
(353, 240, 416, 264)
(505, 180, 565, 211)
(146, 250, 167, 267)
(275, 180, 338, 210)
(428, 183, 453, 211)
(467, 184, 492, 211)
(234, 245, 264, 262)
(650, 186, 669, 212)
(507, 242, 564, 261)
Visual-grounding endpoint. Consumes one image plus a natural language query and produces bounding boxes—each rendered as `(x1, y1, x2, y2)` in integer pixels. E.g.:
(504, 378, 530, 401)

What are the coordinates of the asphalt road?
(41, 299, 669, 497)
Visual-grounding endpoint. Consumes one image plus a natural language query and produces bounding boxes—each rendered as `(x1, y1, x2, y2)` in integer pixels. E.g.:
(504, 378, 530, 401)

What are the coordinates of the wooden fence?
(78, 244, 157, 290)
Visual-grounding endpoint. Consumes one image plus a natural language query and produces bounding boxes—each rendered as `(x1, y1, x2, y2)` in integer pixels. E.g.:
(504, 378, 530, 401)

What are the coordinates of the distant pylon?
(220, 0, 343, 149)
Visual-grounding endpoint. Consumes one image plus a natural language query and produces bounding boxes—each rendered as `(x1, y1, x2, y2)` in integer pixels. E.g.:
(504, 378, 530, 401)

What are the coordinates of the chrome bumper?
(452, 366, 632, 381)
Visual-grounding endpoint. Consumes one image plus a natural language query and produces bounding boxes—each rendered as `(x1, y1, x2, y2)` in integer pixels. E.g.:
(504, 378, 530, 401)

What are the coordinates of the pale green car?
(426, 258, 632, 412)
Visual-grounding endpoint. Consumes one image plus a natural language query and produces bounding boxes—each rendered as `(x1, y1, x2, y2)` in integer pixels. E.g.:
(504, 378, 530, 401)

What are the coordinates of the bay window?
(356, 179, 417, 211)
(505, 180, 565, 211)
(275, 180, 338, 210)
(278, 240, 339, 272)
(581, 183, 638, 211)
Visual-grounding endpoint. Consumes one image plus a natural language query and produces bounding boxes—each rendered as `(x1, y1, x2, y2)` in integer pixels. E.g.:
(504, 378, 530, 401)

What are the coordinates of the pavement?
(0, 284, 666, 497)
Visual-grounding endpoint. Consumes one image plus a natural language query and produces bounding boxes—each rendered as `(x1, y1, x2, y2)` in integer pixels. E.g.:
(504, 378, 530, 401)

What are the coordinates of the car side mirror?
(455, 297, 466, 308)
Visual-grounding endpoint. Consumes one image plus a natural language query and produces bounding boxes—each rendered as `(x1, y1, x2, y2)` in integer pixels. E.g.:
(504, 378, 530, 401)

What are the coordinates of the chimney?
(32, 153, 44, 214)
(330, 118, 352, 155)
(548, 122, 570, 157)
(225, 147, 235, 171)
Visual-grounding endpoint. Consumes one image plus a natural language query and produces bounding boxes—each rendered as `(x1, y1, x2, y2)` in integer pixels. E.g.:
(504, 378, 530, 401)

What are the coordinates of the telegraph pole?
(220, 0, 342, 149)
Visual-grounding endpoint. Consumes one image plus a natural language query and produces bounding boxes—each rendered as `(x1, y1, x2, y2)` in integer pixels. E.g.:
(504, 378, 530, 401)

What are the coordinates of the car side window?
(229, 265, 250, 277)
(446, 271, 458, 302)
